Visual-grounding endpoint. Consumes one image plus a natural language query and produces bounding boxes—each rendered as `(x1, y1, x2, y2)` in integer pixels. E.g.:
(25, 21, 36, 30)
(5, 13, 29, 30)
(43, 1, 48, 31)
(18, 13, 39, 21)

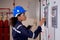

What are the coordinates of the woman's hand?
(39, 18, 46, 26)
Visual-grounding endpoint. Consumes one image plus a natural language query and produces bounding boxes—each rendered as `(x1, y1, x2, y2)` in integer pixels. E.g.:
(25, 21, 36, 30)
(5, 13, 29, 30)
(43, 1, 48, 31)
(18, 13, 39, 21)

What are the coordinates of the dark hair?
(10, 17, 18, 27)
(10, 13, 22, 27)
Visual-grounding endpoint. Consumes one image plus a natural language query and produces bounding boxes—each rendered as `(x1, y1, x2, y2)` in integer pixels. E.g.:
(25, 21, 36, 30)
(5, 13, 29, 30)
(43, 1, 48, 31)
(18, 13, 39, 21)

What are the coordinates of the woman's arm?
(39, 18, 46, 26)
(12, 18, 45, 39)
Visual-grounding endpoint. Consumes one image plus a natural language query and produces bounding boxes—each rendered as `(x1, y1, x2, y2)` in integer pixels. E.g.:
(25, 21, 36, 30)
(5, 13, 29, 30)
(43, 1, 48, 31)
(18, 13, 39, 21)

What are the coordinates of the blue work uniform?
(12, 21, 42, 40)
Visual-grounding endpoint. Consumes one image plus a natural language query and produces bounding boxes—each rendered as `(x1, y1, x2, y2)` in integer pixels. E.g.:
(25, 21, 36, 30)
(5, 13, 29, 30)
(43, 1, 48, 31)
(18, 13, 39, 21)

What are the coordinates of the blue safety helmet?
(13, 6, 26, 17)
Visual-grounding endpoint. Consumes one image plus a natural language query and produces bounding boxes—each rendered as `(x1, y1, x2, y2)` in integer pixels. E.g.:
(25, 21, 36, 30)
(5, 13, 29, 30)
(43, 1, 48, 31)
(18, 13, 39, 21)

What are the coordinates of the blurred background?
(0, 0, 60, 40)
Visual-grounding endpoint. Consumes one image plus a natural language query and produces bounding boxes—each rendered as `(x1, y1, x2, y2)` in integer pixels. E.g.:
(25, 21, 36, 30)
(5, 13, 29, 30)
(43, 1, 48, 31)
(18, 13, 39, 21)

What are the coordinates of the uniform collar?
(17, 20, 22, 24)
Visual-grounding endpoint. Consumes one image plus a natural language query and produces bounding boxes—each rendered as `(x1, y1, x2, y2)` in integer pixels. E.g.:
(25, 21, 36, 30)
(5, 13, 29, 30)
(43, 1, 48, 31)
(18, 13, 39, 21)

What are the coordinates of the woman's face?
(18, 13, 26, 21)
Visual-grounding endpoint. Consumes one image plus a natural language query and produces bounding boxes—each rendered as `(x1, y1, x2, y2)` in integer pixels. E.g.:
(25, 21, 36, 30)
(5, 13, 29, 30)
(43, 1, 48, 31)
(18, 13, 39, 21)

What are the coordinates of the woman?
(10, 6, 45, 40)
